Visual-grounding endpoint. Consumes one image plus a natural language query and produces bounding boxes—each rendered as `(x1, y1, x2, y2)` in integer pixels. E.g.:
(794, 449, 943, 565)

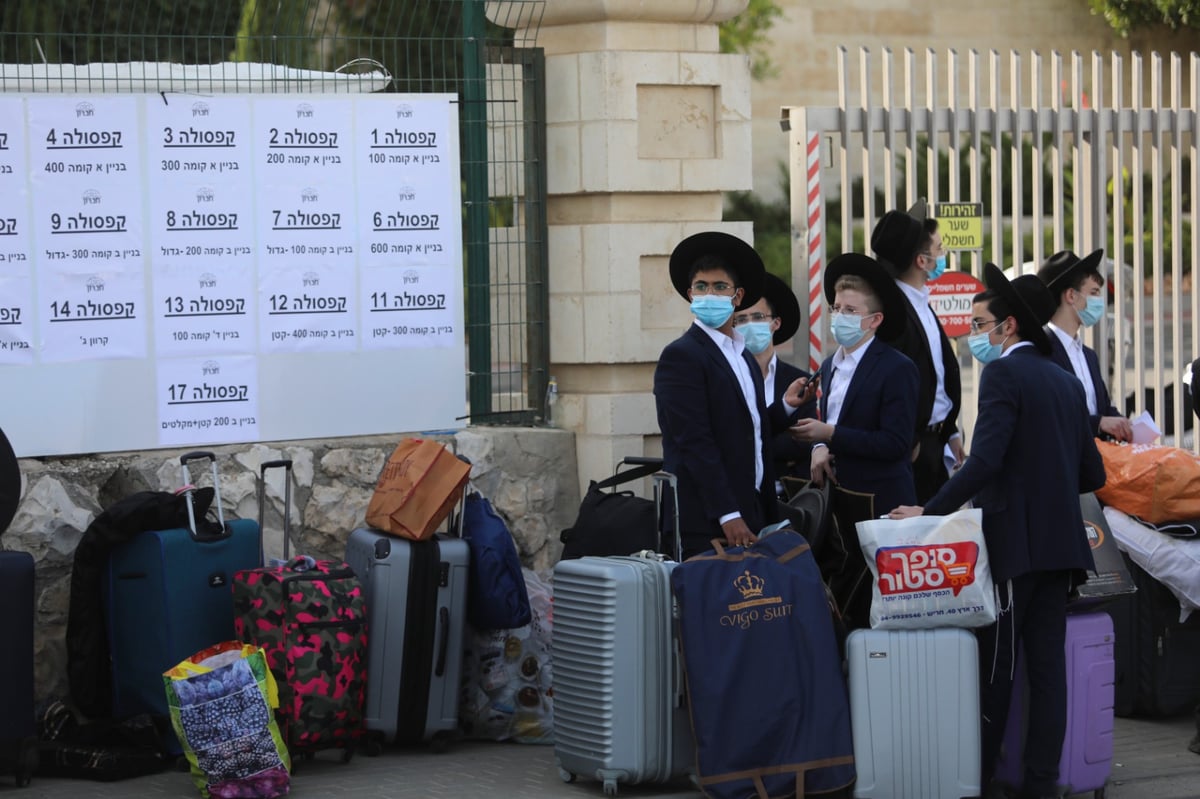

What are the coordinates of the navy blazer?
(655, 325, 796, 550)
(888, 293, 962, 443)
(772, 357, 817, 482)
(1045, 330, 1121, 437)
(924, 345, 1107, 582)
(817, 337, 920, 516)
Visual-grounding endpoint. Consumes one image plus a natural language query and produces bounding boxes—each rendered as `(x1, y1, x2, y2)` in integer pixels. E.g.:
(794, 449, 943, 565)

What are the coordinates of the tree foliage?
(1089, 0, 1200, 36)
(718, 0, 784, 81)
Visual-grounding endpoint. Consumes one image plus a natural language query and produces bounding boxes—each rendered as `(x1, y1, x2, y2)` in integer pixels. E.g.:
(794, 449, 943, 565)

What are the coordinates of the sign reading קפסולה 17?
(935, 202, 983, 250)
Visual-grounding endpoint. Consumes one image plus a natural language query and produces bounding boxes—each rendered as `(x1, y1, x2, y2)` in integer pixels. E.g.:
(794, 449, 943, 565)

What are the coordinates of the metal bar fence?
(786, 48, 1199, 450)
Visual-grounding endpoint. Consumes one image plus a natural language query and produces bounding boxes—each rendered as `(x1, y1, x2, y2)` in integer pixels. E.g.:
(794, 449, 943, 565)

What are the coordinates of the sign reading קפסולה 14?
(935, 202, 983, 250)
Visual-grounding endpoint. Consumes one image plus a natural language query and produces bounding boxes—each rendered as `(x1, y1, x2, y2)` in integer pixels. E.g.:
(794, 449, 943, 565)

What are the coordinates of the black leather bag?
(560, 461, 661, 559)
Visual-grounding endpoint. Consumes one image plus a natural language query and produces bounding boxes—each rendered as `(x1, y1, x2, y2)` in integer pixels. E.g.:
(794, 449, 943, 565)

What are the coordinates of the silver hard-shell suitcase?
(344, 527, 468, 749)
(847, 627, 981, 799)
(553, 471, 692, 796)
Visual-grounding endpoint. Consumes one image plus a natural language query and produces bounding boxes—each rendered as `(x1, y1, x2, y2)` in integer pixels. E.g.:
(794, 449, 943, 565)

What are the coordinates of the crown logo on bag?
(734, 570, 765, 600)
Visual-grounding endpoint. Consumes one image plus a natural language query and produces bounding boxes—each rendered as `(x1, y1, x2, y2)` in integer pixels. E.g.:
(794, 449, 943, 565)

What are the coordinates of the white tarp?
(0, 60, 391, 93)
(1105, 505, 1200, 622)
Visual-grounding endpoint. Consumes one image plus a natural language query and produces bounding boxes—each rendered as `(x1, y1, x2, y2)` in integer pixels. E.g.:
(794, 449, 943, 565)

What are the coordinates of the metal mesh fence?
(0, 0, 548, 425)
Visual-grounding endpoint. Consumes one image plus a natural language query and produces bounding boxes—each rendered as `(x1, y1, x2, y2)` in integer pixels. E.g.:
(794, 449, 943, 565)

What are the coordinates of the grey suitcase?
(553, 471, 692, 796)
(344, 527, 468, 749)
(847, 627, 981, 799)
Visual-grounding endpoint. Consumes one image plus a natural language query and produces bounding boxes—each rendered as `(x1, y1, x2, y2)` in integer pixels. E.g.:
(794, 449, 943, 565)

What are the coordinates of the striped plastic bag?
(163, 641, 290, 798)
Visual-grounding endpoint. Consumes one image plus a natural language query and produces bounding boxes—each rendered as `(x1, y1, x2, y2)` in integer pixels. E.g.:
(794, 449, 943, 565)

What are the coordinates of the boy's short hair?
(834, 275, 881, 313)
(973, 288, 1014, 329)
(687, 254, 738, 286)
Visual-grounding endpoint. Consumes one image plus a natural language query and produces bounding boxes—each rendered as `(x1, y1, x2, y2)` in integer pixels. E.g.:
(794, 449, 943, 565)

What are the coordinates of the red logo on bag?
(875, 541, 980, 596)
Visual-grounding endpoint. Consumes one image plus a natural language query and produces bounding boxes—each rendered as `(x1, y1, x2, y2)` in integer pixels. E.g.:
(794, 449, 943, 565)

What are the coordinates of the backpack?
(462, 489, 532, 631)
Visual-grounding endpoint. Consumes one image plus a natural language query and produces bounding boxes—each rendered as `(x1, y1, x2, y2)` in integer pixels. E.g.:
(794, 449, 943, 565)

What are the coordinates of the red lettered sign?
(928, 271, 986, 338)
(874, 540, 980, 597)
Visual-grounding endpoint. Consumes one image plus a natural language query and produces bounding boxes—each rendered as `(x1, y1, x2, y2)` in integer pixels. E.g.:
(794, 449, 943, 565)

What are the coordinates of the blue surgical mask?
(690, 294, 735, 328)
(927, 254, 948, 282)
(831, 312, 868, 348)
(968, 331, 1011, 364)
(1078, 295, 1104, 328)
(739, 321, 774, 354)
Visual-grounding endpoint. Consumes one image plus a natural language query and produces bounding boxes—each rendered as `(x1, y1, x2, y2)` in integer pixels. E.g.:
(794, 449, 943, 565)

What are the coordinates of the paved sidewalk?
(14, 715, 1200, 799)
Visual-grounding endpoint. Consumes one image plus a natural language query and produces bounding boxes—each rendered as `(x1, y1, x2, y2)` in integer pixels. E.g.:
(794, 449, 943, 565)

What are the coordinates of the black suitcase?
(1109, 554, 1200, 717)
(0, 550, 37, 786)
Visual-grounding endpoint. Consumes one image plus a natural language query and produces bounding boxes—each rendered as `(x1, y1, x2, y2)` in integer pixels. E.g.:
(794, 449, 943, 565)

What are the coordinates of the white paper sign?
(38, 268, 146, 361)
(0, 97, 34, 363)
(153, 262, 255, 356)
(259, 263, 357, 351)
(157, 355, 259, 446)
(360, 265, 457, 349)
(254, 97, 354, 183)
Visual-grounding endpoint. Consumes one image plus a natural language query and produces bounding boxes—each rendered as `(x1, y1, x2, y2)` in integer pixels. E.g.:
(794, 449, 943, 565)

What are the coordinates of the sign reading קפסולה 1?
(935, 202, 983, 250)
(146, 95, 256, 357)
(0, 95, 35, 364)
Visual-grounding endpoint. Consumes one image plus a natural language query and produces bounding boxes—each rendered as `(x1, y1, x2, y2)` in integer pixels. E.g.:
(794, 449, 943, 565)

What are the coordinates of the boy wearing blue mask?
(871, 199, 965, 504)
(732, 273, 818, 495)
(655, 232, 815, 557)
(1038, 249, 1133, 442)
(891, 264, 1107, 799)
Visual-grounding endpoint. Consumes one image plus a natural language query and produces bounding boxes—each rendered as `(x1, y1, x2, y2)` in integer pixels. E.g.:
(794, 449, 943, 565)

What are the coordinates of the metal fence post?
(462, 0, 493, 419)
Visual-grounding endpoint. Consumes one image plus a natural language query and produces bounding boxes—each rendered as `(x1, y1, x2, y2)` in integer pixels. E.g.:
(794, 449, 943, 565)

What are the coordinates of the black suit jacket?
(655, 325, 795, 550)
(888, 291, 962, 443)
(924, 345, 1107, 582)
(772, 357, 817, 482)
(1045, 329, 1122, 437)
(817, 338, 920, 515)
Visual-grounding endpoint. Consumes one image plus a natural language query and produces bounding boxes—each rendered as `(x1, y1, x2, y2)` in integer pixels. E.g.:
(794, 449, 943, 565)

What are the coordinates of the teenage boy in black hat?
(1038, 249, 1133, 442)
(655, 232, 815, 558)
(871, 200, 965, 503)
(789, 253, 919, 628)
(731, 272, 818, 492)
(890, 264, 1107, 799)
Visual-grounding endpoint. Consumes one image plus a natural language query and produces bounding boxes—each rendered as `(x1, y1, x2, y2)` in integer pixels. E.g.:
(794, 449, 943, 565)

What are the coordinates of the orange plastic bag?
(366, 438, 470, 540)
(1094, 440, 1200, 523)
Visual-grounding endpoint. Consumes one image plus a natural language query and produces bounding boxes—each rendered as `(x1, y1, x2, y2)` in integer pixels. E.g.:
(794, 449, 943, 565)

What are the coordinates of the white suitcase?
(552, 553, 693, 795)
(848, 628, 981, 799)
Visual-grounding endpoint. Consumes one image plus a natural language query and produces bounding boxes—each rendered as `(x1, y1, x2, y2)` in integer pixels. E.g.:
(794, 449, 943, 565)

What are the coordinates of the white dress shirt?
(763, 353, 778, 407)
(826, 336, 876, 425)
(1047, 322, 1098, 414)
(693, 321, 764, 523)
(896, 280, 954, 427)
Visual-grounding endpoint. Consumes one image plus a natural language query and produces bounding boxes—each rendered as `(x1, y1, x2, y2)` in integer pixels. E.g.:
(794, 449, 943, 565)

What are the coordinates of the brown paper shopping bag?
(366, 439, 470, 540)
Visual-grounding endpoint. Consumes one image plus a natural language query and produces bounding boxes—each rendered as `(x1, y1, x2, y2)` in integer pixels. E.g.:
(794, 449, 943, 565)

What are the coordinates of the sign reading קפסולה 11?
(935, 202, 984, 251)
(146, 95, 256, 357)
(0, 96, 35, 364)
(27, 95, 147, 362)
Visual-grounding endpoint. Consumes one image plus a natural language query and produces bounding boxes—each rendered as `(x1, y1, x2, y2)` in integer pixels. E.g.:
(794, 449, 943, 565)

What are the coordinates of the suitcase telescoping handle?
(652, 471, 682, 561)
(179, 451, 228, 541)
(257, 459, 294, 564)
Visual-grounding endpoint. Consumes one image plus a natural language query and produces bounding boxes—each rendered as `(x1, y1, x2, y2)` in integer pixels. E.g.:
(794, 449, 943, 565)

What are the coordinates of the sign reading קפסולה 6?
(935, 202, 983, 250)
(0, 93, 464, 458)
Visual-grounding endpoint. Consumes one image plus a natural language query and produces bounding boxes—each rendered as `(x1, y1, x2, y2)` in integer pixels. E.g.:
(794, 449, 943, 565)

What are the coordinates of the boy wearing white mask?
(1038, 249, 1133, 442)
(655, 232, 814, 557)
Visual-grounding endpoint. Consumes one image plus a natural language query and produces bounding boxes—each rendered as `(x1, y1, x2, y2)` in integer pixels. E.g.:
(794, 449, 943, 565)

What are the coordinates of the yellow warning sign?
(935, 202, 984, 250)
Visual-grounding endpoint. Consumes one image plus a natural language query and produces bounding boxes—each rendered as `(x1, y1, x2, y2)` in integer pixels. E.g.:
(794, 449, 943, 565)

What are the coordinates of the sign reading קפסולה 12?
(935, 202, 983, 251)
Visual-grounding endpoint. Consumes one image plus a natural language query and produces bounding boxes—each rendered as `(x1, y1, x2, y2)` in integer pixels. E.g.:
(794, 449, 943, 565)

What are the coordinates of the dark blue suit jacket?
(1045, 330, 1122, 437)
(924, 345, 1107, 582)
(655, 325, 794, 552)
(817, 338, 919, 516)
(772, 357, 817, 482)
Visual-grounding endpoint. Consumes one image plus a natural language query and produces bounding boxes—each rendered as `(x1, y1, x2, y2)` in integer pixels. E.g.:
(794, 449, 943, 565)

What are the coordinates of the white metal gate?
(783, 47, 1199, 448)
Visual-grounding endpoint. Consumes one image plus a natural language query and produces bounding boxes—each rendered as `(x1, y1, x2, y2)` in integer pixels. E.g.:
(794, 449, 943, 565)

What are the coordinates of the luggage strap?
(594, 460, 660, 491)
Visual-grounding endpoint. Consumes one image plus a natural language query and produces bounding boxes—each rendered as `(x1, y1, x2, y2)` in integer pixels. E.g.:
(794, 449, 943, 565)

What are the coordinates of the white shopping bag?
(856, 508, 997, 629)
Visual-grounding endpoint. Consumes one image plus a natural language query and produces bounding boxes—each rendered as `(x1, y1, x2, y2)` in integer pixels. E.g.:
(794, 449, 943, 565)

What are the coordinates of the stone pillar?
(489, 0, 753, 495)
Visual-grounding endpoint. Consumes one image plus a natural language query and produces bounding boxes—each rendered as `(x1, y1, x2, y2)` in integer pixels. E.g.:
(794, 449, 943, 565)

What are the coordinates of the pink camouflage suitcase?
(233, 460, 368, 762)
(994, 611, 1115, 799)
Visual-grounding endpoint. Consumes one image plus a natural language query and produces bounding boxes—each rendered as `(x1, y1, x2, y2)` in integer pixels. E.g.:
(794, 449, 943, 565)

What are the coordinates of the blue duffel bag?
(462, 488, 532, 631)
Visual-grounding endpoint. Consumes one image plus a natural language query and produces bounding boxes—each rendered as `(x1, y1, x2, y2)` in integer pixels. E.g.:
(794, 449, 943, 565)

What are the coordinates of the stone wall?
(5, 427, 578, 704)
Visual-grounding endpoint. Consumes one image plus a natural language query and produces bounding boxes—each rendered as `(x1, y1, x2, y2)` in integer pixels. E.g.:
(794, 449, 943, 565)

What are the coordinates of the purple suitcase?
(994, 611, 1115, 798)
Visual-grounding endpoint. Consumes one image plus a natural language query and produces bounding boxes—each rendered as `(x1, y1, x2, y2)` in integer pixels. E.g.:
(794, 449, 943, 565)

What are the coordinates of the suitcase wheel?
(429, 732, 452, 754)
(603, 777, 618, 796)
(341, 747, 354, 765)
(16, 737, 37, 787)
(364, 736, 383, 757)
(558, 767, 576, 784)
(1094, 789, 1106, 799)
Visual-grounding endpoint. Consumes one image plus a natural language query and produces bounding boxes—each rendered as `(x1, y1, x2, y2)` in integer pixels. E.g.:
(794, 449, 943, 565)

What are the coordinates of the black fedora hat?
(1036, 249, 1105, 295)
(760, 273, 801, 345)
(824, 253, 907, 341)
(668, 231, 765, 308)
(982, 263, 1054, 354)
(870, 209, 924, 278)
